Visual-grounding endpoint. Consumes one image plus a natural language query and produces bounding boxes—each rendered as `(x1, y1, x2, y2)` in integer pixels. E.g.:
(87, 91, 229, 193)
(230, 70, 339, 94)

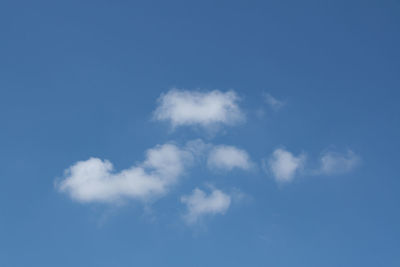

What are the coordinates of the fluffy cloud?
(319, 150, 360, 175)
(267, 148, 306, 183)
(57, 143, 193, 204)
(207, 145, 252, 171)
(181, 188, 231, 224)
(153, 89, 245, 129)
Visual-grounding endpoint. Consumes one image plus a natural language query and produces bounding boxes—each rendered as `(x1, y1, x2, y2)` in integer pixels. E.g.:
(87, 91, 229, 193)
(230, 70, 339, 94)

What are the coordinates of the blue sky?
(1, 0, 400, 266)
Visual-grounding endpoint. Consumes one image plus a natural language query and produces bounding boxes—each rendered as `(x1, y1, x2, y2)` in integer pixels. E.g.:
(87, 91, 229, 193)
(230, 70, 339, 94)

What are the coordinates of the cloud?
(57, 143, 193, 204)
(264, 93, 284, 111)
(267, 148, 306, 183)
(181, 188, 231, 224)
(184, 139, 212, 159)
(153, 89, 245, 129)
(207, 145, 252, 171)
(319, 150, 360, 175)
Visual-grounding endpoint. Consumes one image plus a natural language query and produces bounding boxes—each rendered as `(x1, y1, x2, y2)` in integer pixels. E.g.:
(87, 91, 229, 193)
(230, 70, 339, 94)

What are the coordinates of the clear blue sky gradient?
(1, 1, 399, 266)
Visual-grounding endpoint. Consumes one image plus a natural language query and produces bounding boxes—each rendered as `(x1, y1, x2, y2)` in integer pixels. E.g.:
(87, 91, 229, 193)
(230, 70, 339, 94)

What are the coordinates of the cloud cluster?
(181, 188, 231, 224)
(56, 88, 361, 225)
(153, 89, 245, 129)
(57, 144, 192, 203)
(57, 137, 251, 222)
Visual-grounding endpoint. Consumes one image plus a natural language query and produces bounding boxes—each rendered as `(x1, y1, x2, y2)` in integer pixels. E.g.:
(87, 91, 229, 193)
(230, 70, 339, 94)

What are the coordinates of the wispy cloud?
(264, 148, 360, 183)
(153, 89, 245, 130)
(181, 187, 231, 224)
(57, 143, 193, 204)
(266, 148, 306, 183)
(318, 150, 360, 175)
(264, 93, 284, 111)
(207, 145, 253, 171)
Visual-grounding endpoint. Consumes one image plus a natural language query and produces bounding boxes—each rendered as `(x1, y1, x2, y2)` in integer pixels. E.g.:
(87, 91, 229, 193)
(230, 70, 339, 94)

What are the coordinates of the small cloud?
(266, 148, 306, 183)
(56, 143, 193, 204)
(318, 150, 360, 175)
(207, 145, 253, 171)
(181, 187, 231, 224)
(153, 89, 245, 131)
(184, 139, 212, 160)
(264, 93, 284, 111)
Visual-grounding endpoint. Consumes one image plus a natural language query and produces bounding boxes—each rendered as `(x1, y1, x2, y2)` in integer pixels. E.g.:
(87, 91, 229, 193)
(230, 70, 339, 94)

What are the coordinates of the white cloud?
(181, 188, 231, 224)
(319, 150, 360, 175)
(57, 143, 193, 204)
(267, 148, 306, 183)
(264, 93, 284, 111)
(153, 89, 245, 129)
(184, 139, 211, 159)
(207, 145, 252, 171)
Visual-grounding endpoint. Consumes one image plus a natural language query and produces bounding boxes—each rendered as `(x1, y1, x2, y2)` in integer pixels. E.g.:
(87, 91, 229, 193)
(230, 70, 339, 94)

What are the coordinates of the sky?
(0, 0, 400, 266)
